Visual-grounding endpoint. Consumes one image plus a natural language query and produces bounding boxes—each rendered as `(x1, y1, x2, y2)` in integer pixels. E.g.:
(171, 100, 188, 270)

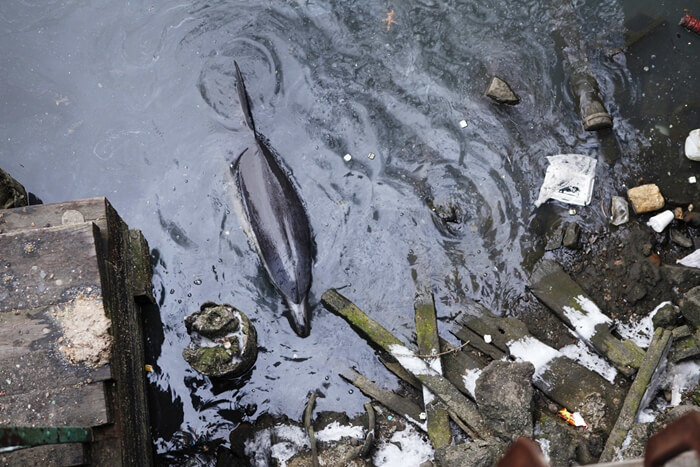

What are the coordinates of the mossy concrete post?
(599, 328, 673, 462)
(414, 288, 451, 449)
(321, 289, 495, 440)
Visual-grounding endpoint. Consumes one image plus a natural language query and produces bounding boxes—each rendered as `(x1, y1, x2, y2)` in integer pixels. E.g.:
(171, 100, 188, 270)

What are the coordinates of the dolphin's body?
(230, 62, 313, 337)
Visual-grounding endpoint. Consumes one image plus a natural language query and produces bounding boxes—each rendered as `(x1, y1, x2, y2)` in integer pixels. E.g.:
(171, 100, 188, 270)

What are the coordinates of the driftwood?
(450, 302, 625, 435)
(322, 289, 495, 439)
(338, 368, 424, 428)
(530, 259, 644, 376)
(414, 288, 451, 449)
(599, 328, 673, 462)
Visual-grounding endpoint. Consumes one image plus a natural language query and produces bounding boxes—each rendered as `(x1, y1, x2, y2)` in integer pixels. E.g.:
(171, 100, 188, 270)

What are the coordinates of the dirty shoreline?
(0, 0, 699, 465)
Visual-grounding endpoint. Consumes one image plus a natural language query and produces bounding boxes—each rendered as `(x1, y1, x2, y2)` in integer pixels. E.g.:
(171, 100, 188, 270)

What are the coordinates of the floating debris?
(343, 153, 352, 162)
(459, 120, 468, 128)
(368, 152, 376, 160)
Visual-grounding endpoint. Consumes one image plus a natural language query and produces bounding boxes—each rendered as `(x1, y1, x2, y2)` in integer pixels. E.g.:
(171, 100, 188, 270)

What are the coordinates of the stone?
(610, 196, 629, 226)
(661, 265, 700, 288)
(670, 229, 694, 248)
(486, 77, 520, 105)
(650, 405, 700, 435)
(670, 330, 700, 363)
(545, 221, 565, 251)
(474, 361, 535, 440)
(182, 302, 258, 377)
(434, 440, 506, 467)
(563, 222, 581, 249)
(679, 286, 700, 329)
(627, 184, 665, 214)
(534, 412, 589, 466)
(652, 303, 682, 329)
(0, 168, 28, 209)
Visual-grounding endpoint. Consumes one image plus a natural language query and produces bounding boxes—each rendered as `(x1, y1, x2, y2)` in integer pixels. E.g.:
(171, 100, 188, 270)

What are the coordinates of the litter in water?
(535, 154, 597, 207)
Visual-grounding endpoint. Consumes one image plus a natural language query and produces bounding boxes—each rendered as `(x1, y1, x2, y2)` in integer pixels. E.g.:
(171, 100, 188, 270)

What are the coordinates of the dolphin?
(230, 61, 313, 337)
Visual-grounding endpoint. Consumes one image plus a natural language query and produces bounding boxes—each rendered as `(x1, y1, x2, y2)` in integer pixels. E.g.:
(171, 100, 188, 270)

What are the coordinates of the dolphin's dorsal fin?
(234, 61, 256, 133)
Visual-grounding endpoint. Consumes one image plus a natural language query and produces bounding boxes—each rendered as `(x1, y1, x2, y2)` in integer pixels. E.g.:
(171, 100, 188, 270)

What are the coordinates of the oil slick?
(230, 62, 313, 337)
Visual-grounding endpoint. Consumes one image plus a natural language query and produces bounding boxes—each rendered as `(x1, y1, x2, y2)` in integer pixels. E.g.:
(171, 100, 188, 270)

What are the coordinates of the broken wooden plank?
(414, 289, 451, 449)
(0, 443, 87, 466)
(322, 289, 494, 439)
(599, 328, 673, 462)
(530, 259, 644, 376)
(378, 356, 422, 391)
(338, 368, 425, 428)
(0, 223, 104, 313)
(439, 338, 484, 400)
(452, 308, 625, 434)
(127, 229, 154, 304)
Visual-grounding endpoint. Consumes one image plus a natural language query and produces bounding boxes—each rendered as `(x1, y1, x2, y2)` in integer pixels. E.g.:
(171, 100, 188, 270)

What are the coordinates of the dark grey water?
(1, 0, 697, 458)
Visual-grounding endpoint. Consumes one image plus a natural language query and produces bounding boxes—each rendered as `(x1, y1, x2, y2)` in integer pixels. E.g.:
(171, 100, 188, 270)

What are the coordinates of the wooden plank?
(414, 289, 451, 449)
(530, 259, 644, 376)
(127, 229, 154, 304)
(0, 223, 104, 312)
(0, 306, 111, 398)
(599, 329, 673, 462)
(378, 356, 422, 391)
(0, 198, 109, 235)
(339, 368, 425, 429)
(100, 201, 153, 466)
(0, 443, 86, 467)
(450, 326, 507, 360)
(439, 338, 483, 400)
(453, 311, 625, 434)
(0, 382, 109, 427)
(321, 289, 495, 439)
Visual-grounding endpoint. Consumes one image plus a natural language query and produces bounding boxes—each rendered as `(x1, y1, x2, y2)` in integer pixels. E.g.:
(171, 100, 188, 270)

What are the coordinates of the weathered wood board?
(0, 198, 153, 465)
(450, 300, 626, 435)
(530, 259, 644, 376)
(0, 443, 86, 467)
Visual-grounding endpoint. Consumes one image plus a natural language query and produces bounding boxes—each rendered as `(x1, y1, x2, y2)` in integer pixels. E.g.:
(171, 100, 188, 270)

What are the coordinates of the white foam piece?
(562, 295, 611, 341)
(677, 249, 700, 268)
(685, 128, 700, 161)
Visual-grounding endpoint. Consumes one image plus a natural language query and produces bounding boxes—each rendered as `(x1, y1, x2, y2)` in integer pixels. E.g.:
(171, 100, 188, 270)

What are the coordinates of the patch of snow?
(536, 438, 551, 464)
(315, 422, 364, 442)
(388, 344, 433, 376)
(615, 302, 667, 349)
(373, 426, 434, 467)
(562, 295, 611, 341)
(244, 425, 309, 467)
(668, 361, 700, 407)
(507, 336, 560, 381)
(637, 407, 657, 424)
(423, 387, 435, 406)
(559, 341, 618, 383)
(462, 368, 482, 398)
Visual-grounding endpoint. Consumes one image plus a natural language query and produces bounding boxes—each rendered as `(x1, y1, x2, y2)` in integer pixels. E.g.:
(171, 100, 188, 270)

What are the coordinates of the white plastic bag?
(535, 154, 597, 207)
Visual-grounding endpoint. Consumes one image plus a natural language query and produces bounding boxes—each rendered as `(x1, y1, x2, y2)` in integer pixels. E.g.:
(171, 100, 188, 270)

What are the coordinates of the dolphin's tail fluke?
(234, 61, 256, 133)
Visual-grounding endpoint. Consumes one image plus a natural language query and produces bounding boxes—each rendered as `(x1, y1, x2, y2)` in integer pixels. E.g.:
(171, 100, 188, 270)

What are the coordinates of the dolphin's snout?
(288, 300, 311, 338)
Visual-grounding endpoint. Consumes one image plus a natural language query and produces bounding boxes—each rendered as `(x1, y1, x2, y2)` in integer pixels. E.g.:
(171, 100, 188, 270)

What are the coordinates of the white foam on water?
(373, 426, 434, 467)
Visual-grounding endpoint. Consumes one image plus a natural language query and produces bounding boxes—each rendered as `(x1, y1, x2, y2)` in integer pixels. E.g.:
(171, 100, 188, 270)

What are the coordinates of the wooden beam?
(322, 289, 494, 439)
(414, 288, 451, 449)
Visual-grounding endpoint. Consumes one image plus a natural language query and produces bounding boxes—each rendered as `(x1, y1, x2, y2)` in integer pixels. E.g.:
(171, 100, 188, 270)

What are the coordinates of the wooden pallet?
(0, 198, 153, 466)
